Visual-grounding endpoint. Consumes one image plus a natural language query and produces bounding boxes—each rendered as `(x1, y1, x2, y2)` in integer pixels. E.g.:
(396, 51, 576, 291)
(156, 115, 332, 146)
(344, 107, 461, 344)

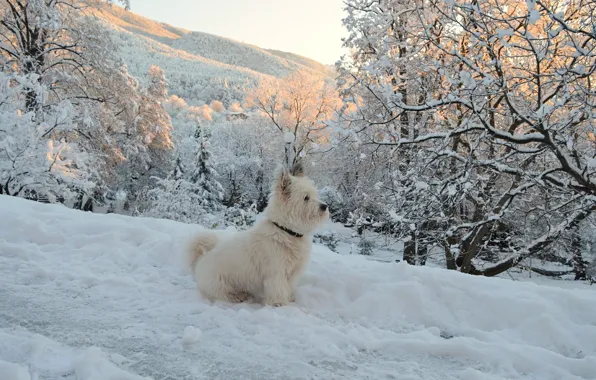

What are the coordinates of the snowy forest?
(1, 0, 595, 282)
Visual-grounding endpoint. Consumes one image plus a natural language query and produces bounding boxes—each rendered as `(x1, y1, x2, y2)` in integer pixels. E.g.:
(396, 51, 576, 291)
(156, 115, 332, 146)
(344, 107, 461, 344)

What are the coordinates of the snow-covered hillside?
(92, 5, 332, 104)
(1, 195, 595, 380)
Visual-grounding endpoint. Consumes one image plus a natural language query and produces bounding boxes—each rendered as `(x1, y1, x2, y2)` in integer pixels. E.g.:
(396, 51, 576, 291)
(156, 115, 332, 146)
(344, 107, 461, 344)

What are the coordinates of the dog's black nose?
(320, 203, 328, 212)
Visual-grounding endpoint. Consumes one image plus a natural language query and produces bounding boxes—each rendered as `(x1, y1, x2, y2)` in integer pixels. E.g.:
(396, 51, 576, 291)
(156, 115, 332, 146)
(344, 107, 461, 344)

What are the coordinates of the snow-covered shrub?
(105, 190, 129, 214)
(223, 203, 257, 230)
(114, 190, 128, 213)
(347, 212, 374, 235)
(143, 177, 205, 223)
(142, 177, 210, 224)
(587, 261, 596, 285)
(358, 235, 375, 256)
(314, 231, 339, 253)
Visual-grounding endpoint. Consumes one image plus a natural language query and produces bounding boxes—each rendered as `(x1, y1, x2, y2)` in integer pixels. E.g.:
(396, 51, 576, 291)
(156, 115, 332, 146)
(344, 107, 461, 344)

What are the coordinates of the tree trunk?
(570, 226, 587, 280)
(415, 220, 432, 266)
(23, 32, 46, 113)
(403, 230, 416, 265)
(255, 169, 267, 212)
(442, 237, 458, 270)
(83, 198, 94, 212)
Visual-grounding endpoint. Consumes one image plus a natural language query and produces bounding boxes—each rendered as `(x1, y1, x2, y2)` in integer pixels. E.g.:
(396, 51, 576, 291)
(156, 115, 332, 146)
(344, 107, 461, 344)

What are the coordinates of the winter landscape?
(1, 0, 596, 379)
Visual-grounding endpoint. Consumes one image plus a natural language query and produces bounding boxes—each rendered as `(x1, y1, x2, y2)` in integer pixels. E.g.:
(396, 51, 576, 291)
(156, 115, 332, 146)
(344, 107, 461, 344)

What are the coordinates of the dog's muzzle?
(319, 203, 328, 212)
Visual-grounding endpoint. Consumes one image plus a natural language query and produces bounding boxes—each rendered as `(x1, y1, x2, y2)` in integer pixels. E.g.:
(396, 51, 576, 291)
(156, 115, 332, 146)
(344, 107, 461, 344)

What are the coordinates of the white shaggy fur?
(186, 161, 329, 306)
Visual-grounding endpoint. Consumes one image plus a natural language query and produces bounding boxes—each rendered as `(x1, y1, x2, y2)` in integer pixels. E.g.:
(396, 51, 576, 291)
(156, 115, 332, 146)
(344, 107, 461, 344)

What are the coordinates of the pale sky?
(131, 0, 348, 65)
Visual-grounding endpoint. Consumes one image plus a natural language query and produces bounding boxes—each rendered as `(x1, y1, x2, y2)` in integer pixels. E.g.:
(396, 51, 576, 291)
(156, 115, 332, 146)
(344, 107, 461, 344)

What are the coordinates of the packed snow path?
(1, 196, 595, 380)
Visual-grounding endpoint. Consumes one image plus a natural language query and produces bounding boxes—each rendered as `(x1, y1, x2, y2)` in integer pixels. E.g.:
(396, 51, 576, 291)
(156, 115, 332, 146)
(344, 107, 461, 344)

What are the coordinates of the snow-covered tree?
(209, 100, 225, 113)
(245, 70, 340, 166)
(142, 123, 224, 224)
(189, 124, 223, 211)
(0, 0, 176, 209)
(339, 0, 596, 276)
(210, 115, 283, 211)
(228, 102, 243, 113)
(117, 65, 174, 204)
(0, 0, 126, 203)
(0, 72, 93, 200)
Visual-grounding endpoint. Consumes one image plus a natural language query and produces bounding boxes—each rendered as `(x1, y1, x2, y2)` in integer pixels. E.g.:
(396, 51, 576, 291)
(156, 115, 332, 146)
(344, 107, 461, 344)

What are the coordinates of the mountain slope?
(1, 195, 595, 380)
(91, 5, 331, 104)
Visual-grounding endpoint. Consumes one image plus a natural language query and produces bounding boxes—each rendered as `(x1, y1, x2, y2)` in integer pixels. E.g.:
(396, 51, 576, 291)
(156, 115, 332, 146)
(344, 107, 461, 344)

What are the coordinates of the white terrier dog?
(186, 160, 329, 306)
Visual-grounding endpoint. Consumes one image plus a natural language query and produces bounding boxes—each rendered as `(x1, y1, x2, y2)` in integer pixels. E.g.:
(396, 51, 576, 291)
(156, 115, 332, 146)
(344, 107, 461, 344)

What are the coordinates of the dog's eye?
(304, 195, 310, 202)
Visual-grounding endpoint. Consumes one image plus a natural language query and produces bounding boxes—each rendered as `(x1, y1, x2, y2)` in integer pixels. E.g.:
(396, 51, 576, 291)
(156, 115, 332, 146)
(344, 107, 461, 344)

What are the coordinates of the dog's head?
(265, 160, 329, 235)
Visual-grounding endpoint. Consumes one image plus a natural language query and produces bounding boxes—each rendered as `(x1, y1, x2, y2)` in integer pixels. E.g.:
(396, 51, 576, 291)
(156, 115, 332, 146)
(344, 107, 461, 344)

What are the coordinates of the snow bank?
(0, 330, 149, 380)
(1, 195, 595, 380)
(0, 359, 30, 380)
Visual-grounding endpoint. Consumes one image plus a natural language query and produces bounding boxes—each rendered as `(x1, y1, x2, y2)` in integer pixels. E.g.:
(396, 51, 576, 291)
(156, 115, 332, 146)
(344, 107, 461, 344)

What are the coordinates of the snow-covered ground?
(1, 195, 595, 380)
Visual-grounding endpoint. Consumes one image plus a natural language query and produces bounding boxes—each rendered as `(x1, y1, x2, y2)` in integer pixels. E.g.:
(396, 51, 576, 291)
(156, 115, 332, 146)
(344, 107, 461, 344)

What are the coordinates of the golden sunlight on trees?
(210, 100, 226, 113)
(138, 65, 173, 151)
(245, 70, 341, 165)
(339, 0, 596, 276)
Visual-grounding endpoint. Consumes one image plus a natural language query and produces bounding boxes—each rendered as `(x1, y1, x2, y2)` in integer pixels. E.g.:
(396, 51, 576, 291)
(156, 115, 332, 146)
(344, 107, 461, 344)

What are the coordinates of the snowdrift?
(0, 195, 595, 380)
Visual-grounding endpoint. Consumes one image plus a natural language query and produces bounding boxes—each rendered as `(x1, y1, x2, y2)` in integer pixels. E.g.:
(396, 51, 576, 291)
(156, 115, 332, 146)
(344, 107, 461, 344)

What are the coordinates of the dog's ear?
(275, 165, 292, 199)
(291, 159, 305, 177)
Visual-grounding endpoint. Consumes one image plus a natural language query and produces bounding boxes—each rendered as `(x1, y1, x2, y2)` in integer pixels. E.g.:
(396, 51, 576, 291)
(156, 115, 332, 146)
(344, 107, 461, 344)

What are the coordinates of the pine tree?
(189, 124, 223, 211)
(172, 157, 184, 180)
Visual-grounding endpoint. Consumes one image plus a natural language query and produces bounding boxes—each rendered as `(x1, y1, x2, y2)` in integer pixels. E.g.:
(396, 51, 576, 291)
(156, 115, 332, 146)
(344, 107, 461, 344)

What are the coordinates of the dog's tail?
(186, 232, 218, 270)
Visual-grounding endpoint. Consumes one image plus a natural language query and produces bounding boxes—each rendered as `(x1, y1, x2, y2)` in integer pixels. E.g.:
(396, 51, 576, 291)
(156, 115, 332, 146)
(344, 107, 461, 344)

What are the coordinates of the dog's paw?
(288, 293, 296, 303)
(264, 298, 288, 307)
(227, 291, 251, 303)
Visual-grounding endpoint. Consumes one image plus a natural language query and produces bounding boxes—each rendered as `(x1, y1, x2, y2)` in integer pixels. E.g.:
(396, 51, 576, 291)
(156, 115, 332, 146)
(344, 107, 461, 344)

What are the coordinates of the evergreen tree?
(189, 125, 223, 211)
(172, 157, 185, 181)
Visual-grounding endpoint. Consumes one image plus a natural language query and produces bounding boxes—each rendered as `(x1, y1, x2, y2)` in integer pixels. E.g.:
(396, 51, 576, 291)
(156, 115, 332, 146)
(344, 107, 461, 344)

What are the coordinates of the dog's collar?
(272, 221, 303, 238)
